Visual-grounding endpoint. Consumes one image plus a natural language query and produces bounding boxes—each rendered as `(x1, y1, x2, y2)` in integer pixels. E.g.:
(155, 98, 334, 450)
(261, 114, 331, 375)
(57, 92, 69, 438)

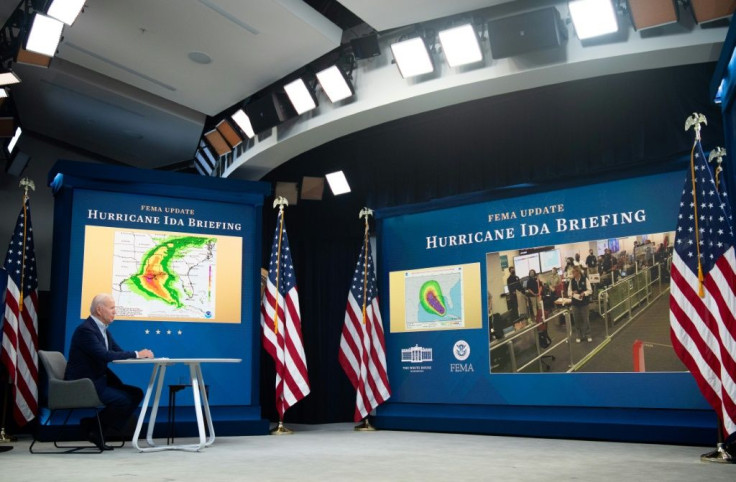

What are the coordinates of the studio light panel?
(0, 72, 20, 86)
(568, 0, 619, 40)
(439, 24, 482, 67)
(316, 66, 353, 103)
(391, 37, 433, 78)
(627, 0, 679, 30)
(231, 109, 255, 139)
(48, 0, 86, 26)
(26, 14, 64, 57)
(326, 170, 351, 195)
(284, 79, 317, 115)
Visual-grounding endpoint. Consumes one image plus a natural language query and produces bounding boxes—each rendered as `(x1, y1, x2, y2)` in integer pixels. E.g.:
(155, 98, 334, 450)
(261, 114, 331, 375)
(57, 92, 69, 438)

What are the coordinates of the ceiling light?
(284, 78, 317, 115)
(316, 66, 354, 103)
(47, 0, 85, 26)
(325, 170, 351, 195)
(390, 37, 434, 78)
(0, 71, 21, 86)
(231, 109, 255, 138)
(26, 14, 65, 57)
(7, 127, 22, 154)
(0, 89, 7, 99)
(439, 24, 482, 67)
(568, 0, 619, 40)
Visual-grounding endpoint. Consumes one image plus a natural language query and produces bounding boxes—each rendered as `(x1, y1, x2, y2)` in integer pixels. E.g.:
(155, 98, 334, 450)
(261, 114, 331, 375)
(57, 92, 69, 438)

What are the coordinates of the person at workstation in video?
(506, 266, 522, 317)
(585, 248, 598, 274)
(567, 266, 593, 343)
(65, 293, 154, 450)
(525, 269, 542, 323)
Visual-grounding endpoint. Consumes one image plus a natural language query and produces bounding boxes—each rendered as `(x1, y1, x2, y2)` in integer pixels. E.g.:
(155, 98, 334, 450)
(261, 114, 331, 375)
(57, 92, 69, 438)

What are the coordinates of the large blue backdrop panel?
(47, 160, 270, 433)
(374, 170, 716, 443)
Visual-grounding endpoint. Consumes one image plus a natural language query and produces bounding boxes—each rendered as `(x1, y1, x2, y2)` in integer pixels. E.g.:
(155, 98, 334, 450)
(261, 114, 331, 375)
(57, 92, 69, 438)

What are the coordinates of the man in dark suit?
(65, 293, 154, 449)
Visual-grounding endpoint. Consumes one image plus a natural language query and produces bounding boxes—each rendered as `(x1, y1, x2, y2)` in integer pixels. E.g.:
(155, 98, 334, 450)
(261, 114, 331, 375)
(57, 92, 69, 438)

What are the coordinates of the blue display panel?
(47, 161, 270, 432)
(64, 189, 257, 404)
(375, 171, 712, 439)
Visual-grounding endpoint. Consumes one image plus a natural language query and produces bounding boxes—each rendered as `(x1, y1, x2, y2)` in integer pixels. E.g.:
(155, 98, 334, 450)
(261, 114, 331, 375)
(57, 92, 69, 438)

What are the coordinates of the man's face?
(96, 298, 116, 325)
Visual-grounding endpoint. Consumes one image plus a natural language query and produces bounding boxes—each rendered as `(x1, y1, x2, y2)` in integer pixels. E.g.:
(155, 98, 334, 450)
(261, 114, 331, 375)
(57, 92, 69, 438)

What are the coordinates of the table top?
(113, 357, 241, 364)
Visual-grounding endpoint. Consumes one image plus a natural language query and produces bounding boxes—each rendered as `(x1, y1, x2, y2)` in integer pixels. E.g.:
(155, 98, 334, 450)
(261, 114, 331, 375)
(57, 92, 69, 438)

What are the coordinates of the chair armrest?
(48, 378, 103, 410)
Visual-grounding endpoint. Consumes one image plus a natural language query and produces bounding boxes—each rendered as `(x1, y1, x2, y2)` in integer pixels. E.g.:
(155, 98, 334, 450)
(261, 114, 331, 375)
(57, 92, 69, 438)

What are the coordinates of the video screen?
(79, 225, 243, 323)
(513, 253, 541, 277)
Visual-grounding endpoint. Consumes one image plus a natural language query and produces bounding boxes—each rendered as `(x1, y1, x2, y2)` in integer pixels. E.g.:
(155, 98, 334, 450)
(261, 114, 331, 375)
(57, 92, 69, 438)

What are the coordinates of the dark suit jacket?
(64, 317, 137, 393)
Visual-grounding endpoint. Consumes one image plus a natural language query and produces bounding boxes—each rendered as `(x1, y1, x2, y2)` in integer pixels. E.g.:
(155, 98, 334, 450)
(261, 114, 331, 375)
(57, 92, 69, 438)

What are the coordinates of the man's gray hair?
(90, 293, 113, 315)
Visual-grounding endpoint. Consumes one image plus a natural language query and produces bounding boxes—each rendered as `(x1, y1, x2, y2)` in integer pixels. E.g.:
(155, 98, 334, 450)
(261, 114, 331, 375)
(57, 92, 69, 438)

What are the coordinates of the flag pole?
(0, 179, 32, 444)
(355, 207, 376, 432)
(270, 196, 294, 435)
(700, 146, 735, 463)
(684, 113, 707, 297)
(709, 147, 726, 193)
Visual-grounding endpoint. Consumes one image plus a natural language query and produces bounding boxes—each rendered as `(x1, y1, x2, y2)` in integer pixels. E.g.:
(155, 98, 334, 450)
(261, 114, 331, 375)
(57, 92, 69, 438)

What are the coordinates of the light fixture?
(194, 149, 215, 176)
(204, 128, 231, 157)
(325, 170, 351, 195)
(231, 109, 255, 138)
(350, 34, 381, 60)
(626, 0, 678, 31)
(275, 182, 299, 205)
(26, 14, 65, 57)
(216, 119, 242, 149)
(244, 92, 297, 134)
(16, 46, 52, 68)
(0, 71, 21, 86)
(316, 66, 354, 103)
(0, 89, 7, 99)
(47, 0, 85, 26)
(568, 0, 619, 40)
(390, 37, 434, 78)
(438, 24, 482, 67)
(689, 0, 736, 24)
(0, 117, 14, 137)
(284, 78, 318, 115)
(7, 126, 22, 154)
(300, 176, 325, 200)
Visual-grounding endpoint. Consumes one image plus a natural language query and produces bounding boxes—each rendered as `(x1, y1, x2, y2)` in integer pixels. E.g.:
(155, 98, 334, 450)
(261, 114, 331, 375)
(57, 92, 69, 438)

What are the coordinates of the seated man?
(65, 293, 154, 449)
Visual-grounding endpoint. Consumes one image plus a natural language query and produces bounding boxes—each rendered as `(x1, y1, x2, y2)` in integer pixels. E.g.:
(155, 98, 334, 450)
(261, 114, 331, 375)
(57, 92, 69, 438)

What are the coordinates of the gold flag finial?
(273, 196, 288, 211)
(19, 177, 35, 197)
(709, 147, 726, 191)
(685, 113, 707, 141)
(359, 207, 373, 220)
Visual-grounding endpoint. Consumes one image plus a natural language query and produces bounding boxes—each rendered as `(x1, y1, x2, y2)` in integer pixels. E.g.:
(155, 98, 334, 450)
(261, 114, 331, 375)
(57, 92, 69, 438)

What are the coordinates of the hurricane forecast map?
(112, 230, 217, 319)
(405, 266, 464, 330)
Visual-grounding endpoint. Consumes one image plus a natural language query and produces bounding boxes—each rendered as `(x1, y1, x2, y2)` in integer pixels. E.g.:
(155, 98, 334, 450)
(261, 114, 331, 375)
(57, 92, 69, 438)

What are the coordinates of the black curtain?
(258, 62, 724, 423)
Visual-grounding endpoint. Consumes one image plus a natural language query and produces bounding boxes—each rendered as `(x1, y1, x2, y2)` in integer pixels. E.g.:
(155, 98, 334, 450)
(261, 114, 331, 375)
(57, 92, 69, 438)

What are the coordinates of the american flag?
(669, 139, 736, 439)
(1, 195, 39, 426)
(338, 235, 390, 422)
(260, 210, 310, 420)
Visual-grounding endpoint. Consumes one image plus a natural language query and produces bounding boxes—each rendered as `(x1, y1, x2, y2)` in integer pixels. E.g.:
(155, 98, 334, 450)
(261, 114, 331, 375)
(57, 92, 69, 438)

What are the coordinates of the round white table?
(114, 358, 241, 452)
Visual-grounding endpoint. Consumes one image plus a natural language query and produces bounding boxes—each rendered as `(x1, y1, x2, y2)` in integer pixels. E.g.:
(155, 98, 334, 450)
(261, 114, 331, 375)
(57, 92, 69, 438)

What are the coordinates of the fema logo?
(453, 340, 470, 361)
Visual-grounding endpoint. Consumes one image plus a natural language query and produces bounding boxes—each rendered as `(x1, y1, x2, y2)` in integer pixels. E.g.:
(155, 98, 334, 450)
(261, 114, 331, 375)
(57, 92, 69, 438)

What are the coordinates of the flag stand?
(271, 421, 294, 435)
(0, 381, 17, 443)
(354, 418, 376, 432)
